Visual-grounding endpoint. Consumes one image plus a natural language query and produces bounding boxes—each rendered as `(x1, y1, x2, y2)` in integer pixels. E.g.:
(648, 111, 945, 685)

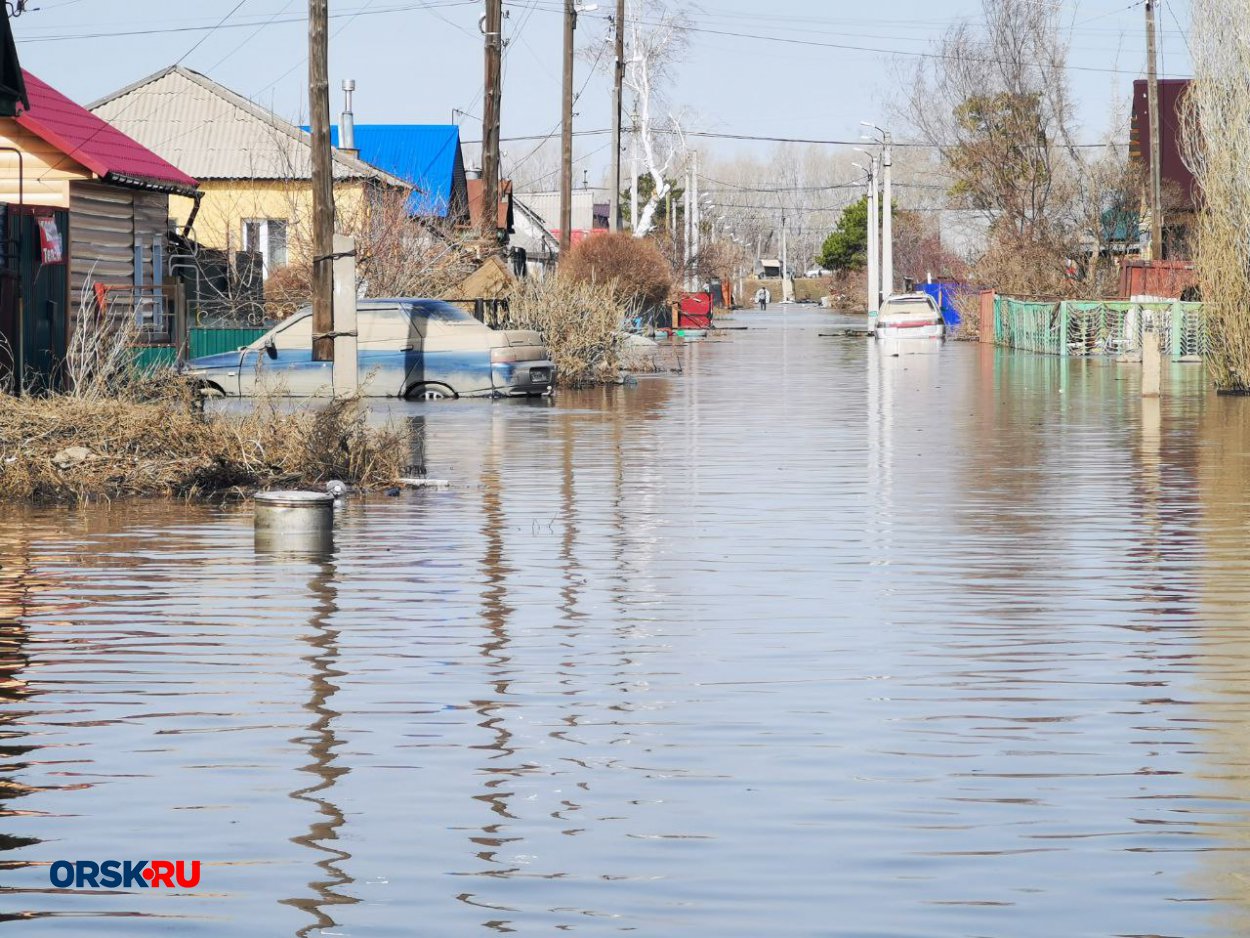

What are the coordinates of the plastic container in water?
(254, 490, 335, 555)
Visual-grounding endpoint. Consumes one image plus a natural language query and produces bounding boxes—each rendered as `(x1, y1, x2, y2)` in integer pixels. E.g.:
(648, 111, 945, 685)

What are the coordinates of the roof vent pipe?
(340, 79, 357, 157)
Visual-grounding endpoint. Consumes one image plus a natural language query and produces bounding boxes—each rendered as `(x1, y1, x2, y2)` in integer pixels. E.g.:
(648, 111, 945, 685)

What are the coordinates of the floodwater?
(4, 306, 1250, 936)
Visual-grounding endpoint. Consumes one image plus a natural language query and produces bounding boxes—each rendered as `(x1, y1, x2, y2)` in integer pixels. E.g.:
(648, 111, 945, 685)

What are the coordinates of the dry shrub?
(560, 232, 674, 311)
(507, 276, 623, 386)
(264, 263, 312, 321)
(0, 392, 405, 503)
(0, 305, 404, 502)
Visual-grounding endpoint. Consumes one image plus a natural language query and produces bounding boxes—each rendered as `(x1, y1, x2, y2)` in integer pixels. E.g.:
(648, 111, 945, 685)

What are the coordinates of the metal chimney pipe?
(340, 79, 357, 156)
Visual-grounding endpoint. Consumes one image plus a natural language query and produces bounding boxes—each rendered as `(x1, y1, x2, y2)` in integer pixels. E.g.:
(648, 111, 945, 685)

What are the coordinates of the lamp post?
(861, 122, 892, 302)
(853, 153, 879, 321)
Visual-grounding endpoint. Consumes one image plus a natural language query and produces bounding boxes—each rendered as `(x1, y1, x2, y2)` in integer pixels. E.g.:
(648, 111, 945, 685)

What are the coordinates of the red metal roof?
(16, 70, 198, 194)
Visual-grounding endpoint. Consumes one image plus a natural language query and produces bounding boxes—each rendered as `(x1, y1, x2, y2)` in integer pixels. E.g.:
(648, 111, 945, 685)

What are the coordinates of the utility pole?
(881, 134, 892, 301)
(780, 215, 788, 298)
(309, 0, 334, 363)
(684, 163, 692, 288)
(858, 159, 879, 320)
(559, 0, 576, 254)
(481, 0, 503, 245)
(609, 0, 625, 231)
(691, 150, 700, 288)
(1145, 0, 1164, 259)
(629, 109, 639, 232)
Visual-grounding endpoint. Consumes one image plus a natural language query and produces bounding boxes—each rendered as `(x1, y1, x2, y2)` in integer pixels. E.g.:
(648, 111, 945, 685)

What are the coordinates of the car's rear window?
(408, 300, 478, 323)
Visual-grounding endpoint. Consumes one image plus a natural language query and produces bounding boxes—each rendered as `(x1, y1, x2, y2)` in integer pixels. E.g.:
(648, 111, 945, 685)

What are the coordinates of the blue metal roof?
(320, 124, 465, 217)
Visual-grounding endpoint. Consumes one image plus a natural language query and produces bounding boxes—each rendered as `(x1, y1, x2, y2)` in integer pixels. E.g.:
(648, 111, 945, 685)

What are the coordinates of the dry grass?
(507, 276, 625, 387)
(0, 392, 406, 503)
(0, 298, 406, 503)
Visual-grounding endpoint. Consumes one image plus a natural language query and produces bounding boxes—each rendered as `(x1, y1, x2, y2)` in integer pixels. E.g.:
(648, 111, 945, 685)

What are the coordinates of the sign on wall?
(36, 214, 63, 264)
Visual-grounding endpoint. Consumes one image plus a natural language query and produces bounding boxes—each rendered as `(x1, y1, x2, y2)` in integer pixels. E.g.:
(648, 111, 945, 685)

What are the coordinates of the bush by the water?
(0, 390, 406, 502)
(508, 277, 624, 387)
(0, 308, 405, 502)
(559, 233, 674, 310)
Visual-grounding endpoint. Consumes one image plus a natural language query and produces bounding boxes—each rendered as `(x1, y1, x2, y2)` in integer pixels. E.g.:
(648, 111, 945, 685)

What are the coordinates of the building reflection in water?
(277, 551, 358, 936)
(0, 523, 42, 924)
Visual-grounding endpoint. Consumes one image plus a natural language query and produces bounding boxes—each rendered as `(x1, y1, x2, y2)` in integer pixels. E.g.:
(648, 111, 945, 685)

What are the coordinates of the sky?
(12, 0, 1195, 187)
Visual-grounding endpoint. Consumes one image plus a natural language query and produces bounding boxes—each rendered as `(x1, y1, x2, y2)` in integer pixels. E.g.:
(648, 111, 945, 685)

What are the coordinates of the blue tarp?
(920, 282, 963, 327)
(307, 124, 464, 217)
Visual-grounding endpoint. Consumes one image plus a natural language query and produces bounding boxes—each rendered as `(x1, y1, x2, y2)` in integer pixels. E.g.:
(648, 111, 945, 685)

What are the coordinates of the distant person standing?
(756, 287, 769, 311)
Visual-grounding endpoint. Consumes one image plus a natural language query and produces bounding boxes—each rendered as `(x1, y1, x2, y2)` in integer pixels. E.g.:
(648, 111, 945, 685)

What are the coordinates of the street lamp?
(860, 121, 892, 301)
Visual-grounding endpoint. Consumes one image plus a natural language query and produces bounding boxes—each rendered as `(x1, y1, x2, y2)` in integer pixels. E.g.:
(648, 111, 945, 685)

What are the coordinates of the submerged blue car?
(184, 298, 555, 399)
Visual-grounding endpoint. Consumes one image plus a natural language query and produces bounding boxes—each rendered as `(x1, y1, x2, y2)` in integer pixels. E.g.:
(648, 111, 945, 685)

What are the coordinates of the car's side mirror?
(264, 337, 278, 360)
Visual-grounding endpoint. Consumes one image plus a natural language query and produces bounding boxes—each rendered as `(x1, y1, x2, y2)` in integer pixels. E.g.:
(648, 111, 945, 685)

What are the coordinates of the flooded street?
(6, 306, 1250, 936)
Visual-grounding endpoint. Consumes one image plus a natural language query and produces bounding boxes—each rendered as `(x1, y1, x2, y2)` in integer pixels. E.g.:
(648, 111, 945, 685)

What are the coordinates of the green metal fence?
(129, 327, 269, 373)
(994, 298, 1206, 359)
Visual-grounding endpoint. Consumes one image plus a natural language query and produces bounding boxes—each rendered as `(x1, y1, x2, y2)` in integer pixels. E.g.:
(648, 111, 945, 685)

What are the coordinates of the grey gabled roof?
(89, 66, 402, 184)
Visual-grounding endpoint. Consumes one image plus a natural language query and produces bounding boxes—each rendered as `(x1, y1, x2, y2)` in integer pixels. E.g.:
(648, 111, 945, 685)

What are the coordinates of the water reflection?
(0, 522, 41, 909)
(278, 554, 358, 934)
(11, 320, 1250, 936)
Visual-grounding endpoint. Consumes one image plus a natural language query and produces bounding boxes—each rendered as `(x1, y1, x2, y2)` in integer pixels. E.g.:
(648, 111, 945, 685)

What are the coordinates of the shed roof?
(89, 66, 398, 183)
(18, 70, 198, 194)
(327, 124, 464, 217)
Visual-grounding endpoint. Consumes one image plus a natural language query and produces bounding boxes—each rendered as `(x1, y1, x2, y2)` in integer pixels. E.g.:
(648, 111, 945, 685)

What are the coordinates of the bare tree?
(623, 0, 692, 237)
(1183, 0, 1250, 389)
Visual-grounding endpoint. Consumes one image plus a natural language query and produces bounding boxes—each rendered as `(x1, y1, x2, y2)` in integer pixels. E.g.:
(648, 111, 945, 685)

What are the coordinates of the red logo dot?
(142, 867, 155, 881)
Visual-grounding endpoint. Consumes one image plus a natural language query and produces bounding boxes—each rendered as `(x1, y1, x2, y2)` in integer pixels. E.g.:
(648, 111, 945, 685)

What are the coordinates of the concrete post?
(1142, 327, 1162, 397)
(332, 233, 358, 398)
(1058, 301, 1068, 357)
(1170, 301, 1183, 361)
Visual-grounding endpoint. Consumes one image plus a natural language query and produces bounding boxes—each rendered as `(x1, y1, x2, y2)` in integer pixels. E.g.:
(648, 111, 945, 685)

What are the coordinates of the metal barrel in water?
(254, 490, 335, 555)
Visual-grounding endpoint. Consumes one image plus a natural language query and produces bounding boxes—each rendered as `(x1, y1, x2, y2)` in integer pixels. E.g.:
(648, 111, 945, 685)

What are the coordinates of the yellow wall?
(172, 179, 370, 260)
(0, 119, 90, 207)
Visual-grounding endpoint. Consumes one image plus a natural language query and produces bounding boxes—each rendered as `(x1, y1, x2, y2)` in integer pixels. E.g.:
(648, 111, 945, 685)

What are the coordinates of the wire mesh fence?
(993, 298, 1206, 359)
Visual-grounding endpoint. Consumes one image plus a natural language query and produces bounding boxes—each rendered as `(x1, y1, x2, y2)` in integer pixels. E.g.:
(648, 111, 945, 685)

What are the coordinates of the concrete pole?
(866, 158, 879, 320)
(691, 150, 700, 290)
(881, 137, 893, 301)
(684, 164, 692, 289)
(629, 108, 639, 232)
(780, 214, 788, 301)
(331, 233, 358, 398)
(1142, 326, 1162, 397)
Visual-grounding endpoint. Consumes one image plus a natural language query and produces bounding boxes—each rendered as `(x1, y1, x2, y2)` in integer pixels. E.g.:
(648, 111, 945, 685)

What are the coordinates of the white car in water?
(874, 293, 944, 354)
(184, 299, 555, 399)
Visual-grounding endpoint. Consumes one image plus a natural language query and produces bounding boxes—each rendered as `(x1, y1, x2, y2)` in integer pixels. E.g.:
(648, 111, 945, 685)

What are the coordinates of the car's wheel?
(198, 381, 226, 398)
(405, 383, 456, 401)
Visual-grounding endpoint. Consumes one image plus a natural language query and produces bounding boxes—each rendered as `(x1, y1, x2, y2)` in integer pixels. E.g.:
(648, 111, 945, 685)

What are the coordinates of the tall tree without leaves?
(623, 0, 691, 237)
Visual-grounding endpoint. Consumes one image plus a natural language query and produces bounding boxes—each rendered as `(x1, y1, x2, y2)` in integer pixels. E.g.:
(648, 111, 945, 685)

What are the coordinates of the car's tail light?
(492, 347, 520, 363)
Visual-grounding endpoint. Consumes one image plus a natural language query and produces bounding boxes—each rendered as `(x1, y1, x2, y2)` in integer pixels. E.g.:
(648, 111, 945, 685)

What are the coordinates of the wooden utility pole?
(560, 0, 575, 253)
(309, 0, 334, 362)
(609, 0, 625, 231)
(481, 0, 503, 244)
(1145, 0, 1164, 259)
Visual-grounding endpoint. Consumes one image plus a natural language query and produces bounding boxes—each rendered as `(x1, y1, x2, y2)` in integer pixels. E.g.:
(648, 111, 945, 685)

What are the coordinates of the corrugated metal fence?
(994, 298, 1206, 360)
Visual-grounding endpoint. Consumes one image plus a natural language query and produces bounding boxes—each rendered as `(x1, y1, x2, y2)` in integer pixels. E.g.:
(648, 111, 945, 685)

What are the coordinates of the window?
(241, 219, 289, 277)
(409, 300, 477, 323)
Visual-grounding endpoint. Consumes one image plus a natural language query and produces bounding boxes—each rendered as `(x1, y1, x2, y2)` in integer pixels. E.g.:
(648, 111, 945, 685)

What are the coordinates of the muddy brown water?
(4, 307, 1250, 936)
